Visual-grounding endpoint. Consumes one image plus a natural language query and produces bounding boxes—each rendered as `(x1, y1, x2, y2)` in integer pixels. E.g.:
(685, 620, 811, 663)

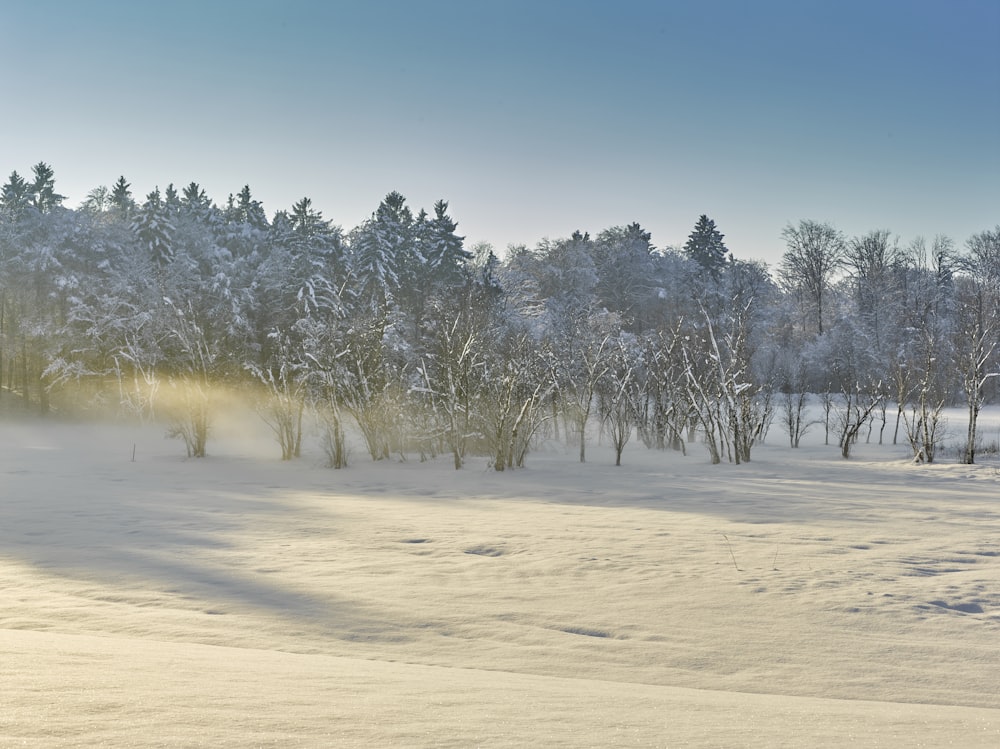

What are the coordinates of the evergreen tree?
(351, 191, 414, 314)
(422, 199, 471, 287)
(164, 183, 182, 213)
(132, 188, 176, 267)
(110, 176, 136, 218)
(282, 197, 346, 316)
(0, 171, 32, 219)
(30, 162, 65, 213)
(181, 182, 211, 216)
(229, 185, 269, 232)
(683, 214, 729, 278)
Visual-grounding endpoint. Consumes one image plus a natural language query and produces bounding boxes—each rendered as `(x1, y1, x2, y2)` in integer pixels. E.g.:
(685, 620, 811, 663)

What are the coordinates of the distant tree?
(592, 223, 655, 330)
(408, 199, 471, 342)
(845, 229, 900, 350)
(779, 220, 846, 335)
(0, 171, 32, 219)
(421, 200, 470, 287)
(683, 214, 729, 278)
(180, 182, 211, 218)
(478, 327, 553, 470)
(80, 185, 112, 215)
(110, 176, 136, 218)
(283, 197, 347, 316)
(132, 188, 176, 268)
(227, 185, 269, 233)
(962, 226, 1000, 313)
(351, 191, 414, 314)
(954, 227, 1000, 463)
(163, 183, 182, 213)
(597, 332, 643, 466)
(29, 162, 64, 213)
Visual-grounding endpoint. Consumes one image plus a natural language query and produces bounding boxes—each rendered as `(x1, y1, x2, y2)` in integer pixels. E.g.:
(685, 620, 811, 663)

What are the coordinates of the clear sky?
(2, 0, 997, 265)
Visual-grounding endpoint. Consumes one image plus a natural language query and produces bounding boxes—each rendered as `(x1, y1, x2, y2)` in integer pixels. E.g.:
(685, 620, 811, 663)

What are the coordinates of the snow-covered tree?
(29, 162, 64, 213)
(110, 176, 136, 219)
(591, 223, 656, 331)
(351, 191, 414, 315)
(1, 171, 32, 219)
(132, 188, 176, 268)
(953, 227, 1000, 463)
(683, 215, 729, 279)
(845, 229, 901, 351)
(779, 220, 846, 335)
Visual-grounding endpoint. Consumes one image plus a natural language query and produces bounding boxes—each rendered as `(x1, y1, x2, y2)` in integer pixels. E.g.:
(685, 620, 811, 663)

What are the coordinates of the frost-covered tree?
(29, 162, 64, 213)
(953, 227, 1000, 463)
(351, 191, 414, 316)
(160, 297, 220, 457)
(597, 332, 644, 466)
(274, 197, 347, 318)
(421, 199, 471, 288)
(132, 188, 175, 268)
(246, 331, 307, 460)
(479, 327, 553, 470)
(1, 171, 32, 219)
(633, 325, 690, 452)
(415, 284, 493, 469)
(683, 214, 729, 279)
(80, 186, 112, 215)
(845, 229, 901, 350)
(110, 176, 136, 219)
(680, 263, 774, 464)
(407, 199, 471, 344)
(550, 315, 618, 463)
(779, 220, 846, 335)
(225, 185, 269, 237)
(591, 223, 656, 331)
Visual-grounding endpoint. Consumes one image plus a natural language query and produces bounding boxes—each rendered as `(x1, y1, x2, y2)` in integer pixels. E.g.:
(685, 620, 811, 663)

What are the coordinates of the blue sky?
(2, 0, 997, 264)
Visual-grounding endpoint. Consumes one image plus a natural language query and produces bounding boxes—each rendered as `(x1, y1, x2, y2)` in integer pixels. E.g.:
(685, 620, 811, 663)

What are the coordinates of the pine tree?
(0, 171, 32, 219)
(282, 197, 346, 315)
(231, 185, 269, 232)
(181, 182, 210, 217)
(132, 188, 176, 267)
(351, 192, 414, 314)
(30, 162, 65, 213)
(110, 176, 136, 218)
(164, 183, 182, 214)
(683, 215, 729, 278)
(423, 199, 471, 287)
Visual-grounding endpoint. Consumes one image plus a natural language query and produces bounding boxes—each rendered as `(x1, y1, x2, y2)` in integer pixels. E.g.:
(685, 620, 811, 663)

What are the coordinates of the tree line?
(1, 162, 997, 466)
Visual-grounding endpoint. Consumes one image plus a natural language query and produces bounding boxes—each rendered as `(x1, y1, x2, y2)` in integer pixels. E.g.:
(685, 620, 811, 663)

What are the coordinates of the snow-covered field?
(2, 408, 999, 747)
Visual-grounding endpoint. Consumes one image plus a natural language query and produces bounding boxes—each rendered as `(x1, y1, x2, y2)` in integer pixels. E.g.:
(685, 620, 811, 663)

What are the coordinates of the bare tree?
(778, 353, 818, 448)
(636, 327, 689, 453)
(682, 303, 771, 464)
(953, 228, 1000, 463)
(246, 332, 306, 461)
(837, 378, 884, 459)
(162, 299, 217, 458)
(478, 330, 553, 471)
(597, 334, 643, 466)
(779, 220, 846, 335)
(902, 328, 949, 464)
(552, 325, 615, 463)
(845, 229, 900, 350)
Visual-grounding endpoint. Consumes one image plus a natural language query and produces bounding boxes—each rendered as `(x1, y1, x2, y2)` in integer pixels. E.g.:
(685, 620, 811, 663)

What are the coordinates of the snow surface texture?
(2, 411, 999, 747)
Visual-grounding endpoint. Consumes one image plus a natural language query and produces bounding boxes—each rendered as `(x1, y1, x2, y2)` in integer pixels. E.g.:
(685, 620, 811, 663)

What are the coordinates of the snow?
(2, 410, 999, 747)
